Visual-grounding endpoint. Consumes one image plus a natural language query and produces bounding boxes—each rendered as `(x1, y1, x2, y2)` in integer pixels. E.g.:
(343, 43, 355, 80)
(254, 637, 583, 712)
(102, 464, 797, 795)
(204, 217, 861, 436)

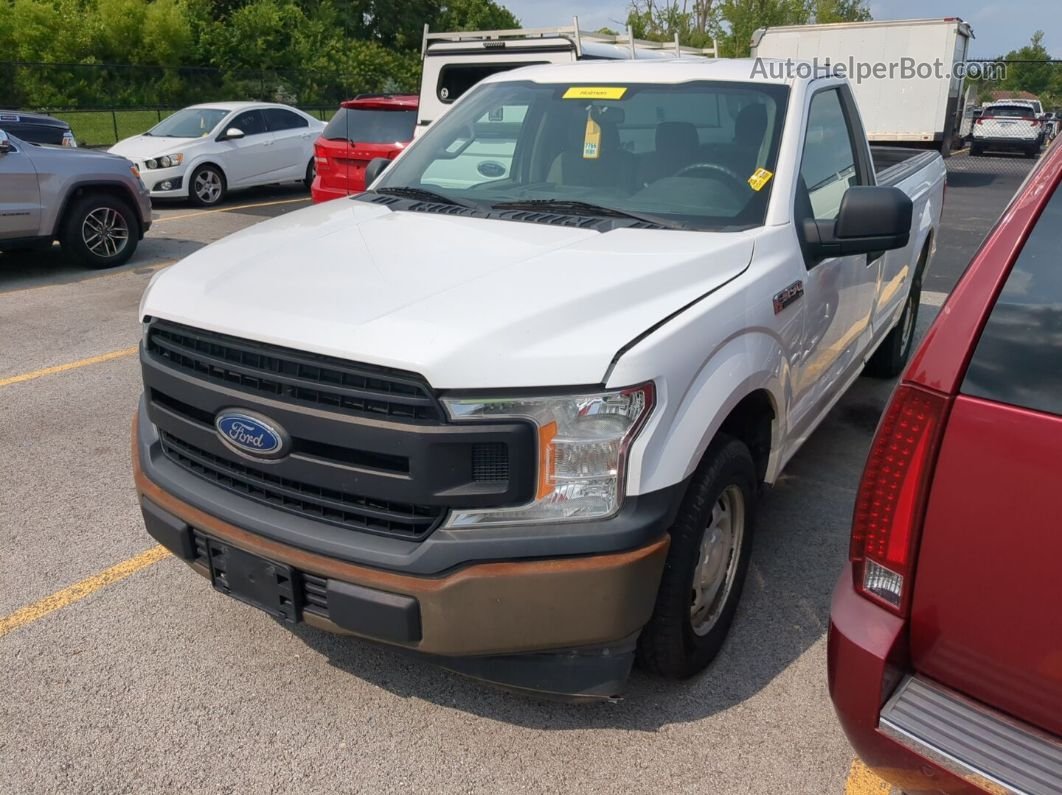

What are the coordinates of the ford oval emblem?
(215, 410, 288, 459)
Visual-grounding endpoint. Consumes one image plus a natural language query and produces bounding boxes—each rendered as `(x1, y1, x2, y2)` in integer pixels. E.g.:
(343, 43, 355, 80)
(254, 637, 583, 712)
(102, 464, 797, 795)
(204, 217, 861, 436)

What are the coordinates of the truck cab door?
(791, 87, 880, 427)
(0, 134, 41, 239)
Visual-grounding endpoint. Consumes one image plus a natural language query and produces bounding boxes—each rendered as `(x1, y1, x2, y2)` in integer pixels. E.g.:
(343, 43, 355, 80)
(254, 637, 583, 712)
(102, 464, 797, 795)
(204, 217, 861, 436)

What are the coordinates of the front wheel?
(60, 194, 138, 269)
(637, 435, 757, 679)
(189, 164, 225, 207)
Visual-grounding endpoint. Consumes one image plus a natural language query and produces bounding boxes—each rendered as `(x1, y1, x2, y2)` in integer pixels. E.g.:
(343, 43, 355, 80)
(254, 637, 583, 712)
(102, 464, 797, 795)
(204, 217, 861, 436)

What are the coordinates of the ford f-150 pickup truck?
(133, 59, 945, 698)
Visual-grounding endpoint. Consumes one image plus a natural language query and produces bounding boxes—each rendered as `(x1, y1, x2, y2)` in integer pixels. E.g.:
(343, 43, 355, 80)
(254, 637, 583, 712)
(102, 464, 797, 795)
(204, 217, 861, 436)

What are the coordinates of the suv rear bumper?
(828, 564, 1062, 794)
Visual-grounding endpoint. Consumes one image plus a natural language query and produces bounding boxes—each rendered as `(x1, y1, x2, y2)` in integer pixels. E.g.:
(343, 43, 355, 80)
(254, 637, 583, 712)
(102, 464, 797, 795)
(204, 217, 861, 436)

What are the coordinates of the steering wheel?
(672, 162, 748, 194)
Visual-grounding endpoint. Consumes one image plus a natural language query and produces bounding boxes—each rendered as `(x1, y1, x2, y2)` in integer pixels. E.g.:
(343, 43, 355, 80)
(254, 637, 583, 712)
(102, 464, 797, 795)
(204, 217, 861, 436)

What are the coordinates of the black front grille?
(472, 443, 509, 482)
(162, 431, 444, 539)
(147, 321, 443, 422)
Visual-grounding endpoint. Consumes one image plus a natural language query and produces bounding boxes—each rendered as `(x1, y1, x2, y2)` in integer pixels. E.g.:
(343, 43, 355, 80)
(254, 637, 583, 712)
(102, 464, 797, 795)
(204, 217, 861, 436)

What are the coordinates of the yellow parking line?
(155, 196, 310, 223)
(0, 345, 139, 389)
(844, 760, 893, 794)
(0, 546, 169, 639)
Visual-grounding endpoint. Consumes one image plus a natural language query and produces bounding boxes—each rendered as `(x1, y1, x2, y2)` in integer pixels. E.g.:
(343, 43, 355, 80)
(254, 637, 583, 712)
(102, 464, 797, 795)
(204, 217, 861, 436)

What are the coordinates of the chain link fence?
(0, 61, 418, 146)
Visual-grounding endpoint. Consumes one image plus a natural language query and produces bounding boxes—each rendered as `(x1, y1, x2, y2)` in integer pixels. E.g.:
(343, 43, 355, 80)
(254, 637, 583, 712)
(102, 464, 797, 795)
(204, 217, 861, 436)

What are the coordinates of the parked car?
(972, 103, 1043, 157)
(0, 110, 78, 148)
(133, 60, 943, 699)
(109, 102, 324, 207)
(0, 130, 151, 267)
(829, 138, 1062, 795)
(311, 94, 418, 203)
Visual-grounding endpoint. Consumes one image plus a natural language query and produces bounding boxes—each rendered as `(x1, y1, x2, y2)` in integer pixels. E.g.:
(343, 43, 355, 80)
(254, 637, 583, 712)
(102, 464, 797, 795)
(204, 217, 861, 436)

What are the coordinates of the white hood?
(109, 135, 192, 160)
(141, 200, 755, 389)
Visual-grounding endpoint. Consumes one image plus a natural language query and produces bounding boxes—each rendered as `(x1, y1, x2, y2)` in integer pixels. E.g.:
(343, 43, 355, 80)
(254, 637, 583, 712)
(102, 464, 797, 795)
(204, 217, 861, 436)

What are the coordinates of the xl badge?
(215, 410, 288, 459)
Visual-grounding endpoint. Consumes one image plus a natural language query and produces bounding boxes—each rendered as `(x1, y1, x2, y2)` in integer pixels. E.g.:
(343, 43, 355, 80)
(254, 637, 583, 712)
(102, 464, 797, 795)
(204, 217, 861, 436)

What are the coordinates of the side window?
(962, 184, 1062, 416)
(420, 103, 528, 189)
(800, 89, 860, 221)
(229, 110, 267, 137)
(264, 109, 308, 132)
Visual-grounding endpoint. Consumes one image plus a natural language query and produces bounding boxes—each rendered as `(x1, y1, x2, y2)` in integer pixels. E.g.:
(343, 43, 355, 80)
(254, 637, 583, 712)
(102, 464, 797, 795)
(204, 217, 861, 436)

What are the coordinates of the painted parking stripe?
(0, 546, 169, 639)
(0, 345, 139, 389)
(844, 760, 894, 794)
(922, 290, 947, 307)
(154, 196, 310, 224)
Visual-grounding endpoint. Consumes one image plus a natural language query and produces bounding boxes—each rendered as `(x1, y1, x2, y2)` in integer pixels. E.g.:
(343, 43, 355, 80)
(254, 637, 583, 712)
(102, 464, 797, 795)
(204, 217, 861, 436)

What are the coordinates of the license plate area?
(206, 540, 301, 623)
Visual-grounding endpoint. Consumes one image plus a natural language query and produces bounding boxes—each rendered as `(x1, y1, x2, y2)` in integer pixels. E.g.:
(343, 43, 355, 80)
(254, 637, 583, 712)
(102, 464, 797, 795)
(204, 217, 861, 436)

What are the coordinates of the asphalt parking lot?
(0, 153, 1038, 793)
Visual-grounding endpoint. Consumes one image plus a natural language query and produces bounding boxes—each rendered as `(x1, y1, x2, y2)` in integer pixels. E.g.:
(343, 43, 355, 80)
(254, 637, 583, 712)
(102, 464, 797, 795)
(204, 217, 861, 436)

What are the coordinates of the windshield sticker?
(563, 86, 628, 100)
(583, 114, 602, 160)
(748, 168, 774, 191)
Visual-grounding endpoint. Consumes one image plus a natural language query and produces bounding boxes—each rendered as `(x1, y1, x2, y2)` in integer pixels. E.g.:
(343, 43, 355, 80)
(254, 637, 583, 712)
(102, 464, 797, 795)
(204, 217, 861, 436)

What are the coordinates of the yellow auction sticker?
(748, 167, 774, 191)
(563, 86, 628, 100)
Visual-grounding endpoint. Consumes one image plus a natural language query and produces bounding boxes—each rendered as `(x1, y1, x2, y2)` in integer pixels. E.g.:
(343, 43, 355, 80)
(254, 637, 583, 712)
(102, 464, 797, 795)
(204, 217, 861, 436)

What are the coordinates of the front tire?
(637, 435, 757, 679)
(189, 164, 225, 207)
(60, 194, 138, 269)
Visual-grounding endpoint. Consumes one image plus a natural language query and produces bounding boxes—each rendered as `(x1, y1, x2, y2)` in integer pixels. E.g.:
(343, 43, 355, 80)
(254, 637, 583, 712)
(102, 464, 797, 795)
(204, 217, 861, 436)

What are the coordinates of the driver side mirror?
(364, 157, 391, 188)
(0, 130, 12, 154)
(222, 127, 245, 140)
(803, 186, 912, 261)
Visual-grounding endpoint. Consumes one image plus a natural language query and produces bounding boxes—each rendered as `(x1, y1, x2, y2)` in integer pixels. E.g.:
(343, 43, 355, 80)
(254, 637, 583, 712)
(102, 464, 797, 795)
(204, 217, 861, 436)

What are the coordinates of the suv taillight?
(850, 384, 949, 615)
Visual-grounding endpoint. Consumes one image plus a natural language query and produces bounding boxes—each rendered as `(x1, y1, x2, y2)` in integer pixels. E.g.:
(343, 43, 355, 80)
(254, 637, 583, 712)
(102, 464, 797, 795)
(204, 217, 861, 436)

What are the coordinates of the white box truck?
(751, 18, 974, 153)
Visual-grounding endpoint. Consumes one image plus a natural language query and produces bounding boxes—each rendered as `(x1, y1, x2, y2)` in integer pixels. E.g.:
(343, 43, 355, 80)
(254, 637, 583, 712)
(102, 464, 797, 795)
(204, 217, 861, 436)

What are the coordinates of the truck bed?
(871, 147, 942, 188)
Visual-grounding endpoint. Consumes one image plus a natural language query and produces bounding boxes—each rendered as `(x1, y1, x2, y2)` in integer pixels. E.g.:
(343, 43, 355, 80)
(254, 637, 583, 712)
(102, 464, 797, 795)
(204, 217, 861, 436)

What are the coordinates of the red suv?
(829, 142, 1062, 792)
(311, 94, 418, 202)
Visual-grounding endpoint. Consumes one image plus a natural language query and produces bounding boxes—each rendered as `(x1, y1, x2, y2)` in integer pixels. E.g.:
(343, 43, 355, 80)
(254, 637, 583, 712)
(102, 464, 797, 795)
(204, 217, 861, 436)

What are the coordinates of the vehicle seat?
(547, 117, 635, 192)
(727, 103, 768, 174)
(640, 121, 700, 185)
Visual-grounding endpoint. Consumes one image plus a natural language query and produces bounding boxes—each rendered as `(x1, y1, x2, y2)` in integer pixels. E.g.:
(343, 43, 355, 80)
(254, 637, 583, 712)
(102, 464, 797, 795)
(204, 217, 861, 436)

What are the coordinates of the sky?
(503, 0, 1062, 58)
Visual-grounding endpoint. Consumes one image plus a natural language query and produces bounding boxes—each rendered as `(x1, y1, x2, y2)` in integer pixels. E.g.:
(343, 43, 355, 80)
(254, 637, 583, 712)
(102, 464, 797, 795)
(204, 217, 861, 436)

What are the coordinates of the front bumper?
(133, 404, 677, 696)
(141, 164, 190, 198)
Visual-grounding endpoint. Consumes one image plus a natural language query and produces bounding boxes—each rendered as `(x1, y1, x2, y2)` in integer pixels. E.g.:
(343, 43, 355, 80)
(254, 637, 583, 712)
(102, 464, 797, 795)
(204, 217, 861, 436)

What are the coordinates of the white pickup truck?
(134, 59, 944, 699)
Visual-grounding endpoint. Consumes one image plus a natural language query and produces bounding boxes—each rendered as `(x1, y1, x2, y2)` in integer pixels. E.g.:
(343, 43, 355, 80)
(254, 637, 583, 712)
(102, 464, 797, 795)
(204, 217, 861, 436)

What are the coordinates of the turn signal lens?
(442, 384, 655, 527)
(851, 385, 949, 614)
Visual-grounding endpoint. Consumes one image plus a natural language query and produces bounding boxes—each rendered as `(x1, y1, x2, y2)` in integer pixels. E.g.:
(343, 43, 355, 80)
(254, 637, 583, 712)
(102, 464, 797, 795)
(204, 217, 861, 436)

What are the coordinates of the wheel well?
(914, 231, 933, 283)
(54, 184, 139, 238)
(192, 161, 227, 186)
(718, 390, 775, 485)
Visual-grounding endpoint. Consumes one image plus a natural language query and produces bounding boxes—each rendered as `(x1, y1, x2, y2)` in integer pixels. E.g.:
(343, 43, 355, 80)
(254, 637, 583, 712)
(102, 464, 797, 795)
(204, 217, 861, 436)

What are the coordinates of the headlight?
(441, 383, 654, 527)
(145, 154, 183, 169)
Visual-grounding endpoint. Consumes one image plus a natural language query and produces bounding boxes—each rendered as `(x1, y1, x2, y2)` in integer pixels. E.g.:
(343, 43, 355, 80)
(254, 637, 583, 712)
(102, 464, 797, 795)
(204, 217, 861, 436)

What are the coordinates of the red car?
(311, 94, 418, 202)
(830, 142, 1062, 793)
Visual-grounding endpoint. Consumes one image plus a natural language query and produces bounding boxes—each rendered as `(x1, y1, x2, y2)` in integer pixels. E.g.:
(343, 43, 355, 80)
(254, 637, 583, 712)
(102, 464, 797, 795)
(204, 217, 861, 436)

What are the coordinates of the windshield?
(323, 108, 417, 144)
(376, 80, 789, 231)
(149, 108, 228, 138)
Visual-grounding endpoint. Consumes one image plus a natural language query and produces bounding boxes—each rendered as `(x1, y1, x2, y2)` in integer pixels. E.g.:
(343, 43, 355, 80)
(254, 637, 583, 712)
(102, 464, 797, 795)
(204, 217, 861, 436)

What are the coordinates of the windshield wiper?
(489, 199, 681, 229)
(374, 186, 477, 209)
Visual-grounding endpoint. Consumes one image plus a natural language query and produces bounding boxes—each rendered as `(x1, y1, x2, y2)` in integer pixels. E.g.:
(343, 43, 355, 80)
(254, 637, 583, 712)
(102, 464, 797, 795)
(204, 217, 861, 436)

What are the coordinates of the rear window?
(322, 108, 416, 144)
(962, 181, 1062, 415)
(437, 63, 547, 104)
(983, 105, 1035, 119)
